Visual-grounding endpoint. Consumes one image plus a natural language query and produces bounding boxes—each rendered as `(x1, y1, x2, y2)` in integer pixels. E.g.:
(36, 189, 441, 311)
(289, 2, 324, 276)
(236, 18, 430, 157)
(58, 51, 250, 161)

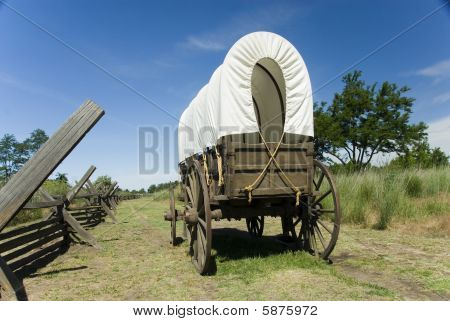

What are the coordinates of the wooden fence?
(0, 100, 137, 300)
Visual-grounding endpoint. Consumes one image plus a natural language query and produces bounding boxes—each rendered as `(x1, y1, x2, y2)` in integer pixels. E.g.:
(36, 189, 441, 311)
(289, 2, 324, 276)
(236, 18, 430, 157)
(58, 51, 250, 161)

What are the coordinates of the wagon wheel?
(246, 216, 264, 237)
(169, 188, 176, 245)
(184, 160, 212, 275)
(284, 160, 341, 259)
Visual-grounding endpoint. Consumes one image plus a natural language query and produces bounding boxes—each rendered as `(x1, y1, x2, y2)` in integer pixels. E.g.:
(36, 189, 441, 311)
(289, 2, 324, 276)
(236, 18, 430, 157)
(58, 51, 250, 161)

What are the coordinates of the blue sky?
(1, 0, 449, 190)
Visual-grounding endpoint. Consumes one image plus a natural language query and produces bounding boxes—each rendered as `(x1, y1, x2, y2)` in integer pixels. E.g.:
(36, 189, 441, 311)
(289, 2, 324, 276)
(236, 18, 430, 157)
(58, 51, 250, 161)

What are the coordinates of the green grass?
(7, 198, 447, 301)
(335, 167, 450, 229)
(151, 166, 449, 231)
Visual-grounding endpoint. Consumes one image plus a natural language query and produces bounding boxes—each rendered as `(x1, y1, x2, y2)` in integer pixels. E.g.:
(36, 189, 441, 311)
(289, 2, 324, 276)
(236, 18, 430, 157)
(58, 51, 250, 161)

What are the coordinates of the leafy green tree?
(0, 134, 29, 179)
(148, 184, 157, 193)
(0, 129, 49, 179)
(55, 172, 69, 183)
(94, 175, 113, 192)
(24, 129, 49, 154)
(389, 141, 449, 168)
(314, 71, 427, 170)
(0, 134, 17, 179)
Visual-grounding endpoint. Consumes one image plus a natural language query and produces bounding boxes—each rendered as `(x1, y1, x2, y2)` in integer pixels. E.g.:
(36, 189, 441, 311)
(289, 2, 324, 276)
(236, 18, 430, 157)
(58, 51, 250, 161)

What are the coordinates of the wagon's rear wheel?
(285, 160, 341, 259)
(184, 160, 212, 275)
(246, 216, 264, 237)
(169, 188, 176, 245)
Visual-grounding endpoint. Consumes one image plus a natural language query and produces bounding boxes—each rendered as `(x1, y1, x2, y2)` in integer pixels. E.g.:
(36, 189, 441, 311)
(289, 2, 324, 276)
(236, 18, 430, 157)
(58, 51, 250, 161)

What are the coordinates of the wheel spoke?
(310, 227, 318, 256)
(312, 189, 331, 207)
(293, 216, 301, 227)
(198, 225, 206, 252)
(186, 186, 195, 208)
(198, 216, 206, 229)
(312, 208, 335, 214)
(188, 172, 194, 194)
(314, 172, 325, 191)
(314, 224, 326, 250)
(317, 219, 333, 235)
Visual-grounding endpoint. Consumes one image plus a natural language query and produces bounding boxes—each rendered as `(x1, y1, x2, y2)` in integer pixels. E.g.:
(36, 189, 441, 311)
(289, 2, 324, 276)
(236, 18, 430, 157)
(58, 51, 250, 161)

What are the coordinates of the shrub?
(405, 174, 423, 197)
(374, 174, 399, 229)
(10, 209, 43, 225)
(43, 179, 70, 196)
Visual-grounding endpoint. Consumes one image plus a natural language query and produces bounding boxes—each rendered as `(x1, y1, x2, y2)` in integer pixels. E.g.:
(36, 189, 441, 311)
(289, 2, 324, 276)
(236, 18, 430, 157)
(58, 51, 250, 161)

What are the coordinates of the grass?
(1, 167, 448, 300)
(7, 197, 447, 301)
(335, 167, 450, 230)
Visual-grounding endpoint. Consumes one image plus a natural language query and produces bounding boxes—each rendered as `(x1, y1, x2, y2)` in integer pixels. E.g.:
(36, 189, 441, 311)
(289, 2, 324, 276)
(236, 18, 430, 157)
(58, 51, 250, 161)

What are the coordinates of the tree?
(0, 129, 49, 180)
(314, 71, 427, 170)
(0, 134, 19, 179)
(148, 184, 157, 193)
(389, 141, 449, 168)
(24, 129, 49, 154)
(55, 172, 69, 183)
(94, 175, 113, 192)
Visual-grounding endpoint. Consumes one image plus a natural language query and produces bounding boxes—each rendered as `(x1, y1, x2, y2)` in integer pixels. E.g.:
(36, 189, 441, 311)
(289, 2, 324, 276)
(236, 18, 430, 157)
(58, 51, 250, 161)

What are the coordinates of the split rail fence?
(0, 100, 139, 300)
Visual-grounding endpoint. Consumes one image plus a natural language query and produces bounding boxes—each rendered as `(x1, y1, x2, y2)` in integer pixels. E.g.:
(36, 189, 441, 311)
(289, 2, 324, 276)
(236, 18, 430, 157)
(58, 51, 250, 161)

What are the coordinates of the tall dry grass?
(335, 167, 450, 229)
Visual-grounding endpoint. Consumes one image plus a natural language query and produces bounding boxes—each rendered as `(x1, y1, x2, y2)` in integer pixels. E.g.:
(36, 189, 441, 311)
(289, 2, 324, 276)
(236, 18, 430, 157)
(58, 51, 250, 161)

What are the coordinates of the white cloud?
(179, 3, 304, 51)
(427, 115, 450, 154)
(184, 36, 226, 51)
(416, 59, 450, 80)
(433, 91, 450, 104)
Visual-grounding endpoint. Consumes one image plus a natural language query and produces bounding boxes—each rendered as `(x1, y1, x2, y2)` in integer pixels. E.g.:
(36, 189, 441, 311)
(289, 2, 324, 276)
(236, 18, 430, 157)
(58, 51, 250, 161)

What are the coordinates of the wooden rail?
(0, 100, 143, 301)
(0, 100, 108, 301)
(0, 100, 104, 231)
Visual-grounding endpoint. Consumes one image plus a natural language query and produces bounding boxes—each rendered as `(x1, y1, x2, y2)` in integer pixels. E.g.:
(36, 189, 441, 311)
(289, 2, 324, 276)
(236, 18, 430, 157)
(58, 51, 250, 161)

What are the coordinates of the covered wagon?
(165, 32, 341, 274)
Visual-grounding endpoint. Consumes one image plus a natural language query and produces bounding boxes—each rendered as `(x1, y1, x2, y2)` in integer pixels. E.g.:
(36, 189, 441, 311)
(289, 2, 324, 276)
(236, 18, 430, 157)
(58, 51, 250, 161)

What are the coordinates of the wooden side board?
(0, 101, 104, 231)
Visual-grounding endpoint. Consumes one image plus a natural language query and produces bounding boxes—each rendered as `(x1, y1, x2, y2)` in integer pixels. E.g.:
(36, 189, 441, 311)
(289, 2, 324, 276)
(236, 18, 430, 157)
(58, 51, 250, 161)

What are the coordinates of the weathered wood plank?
(105, 182, 118, 197)
(72, 192, 101, 199)
(65, 165, 96, 203)
(62, 210, 100, 249)
(9, 240, 65, 272)
(67, 205, 102, 211)
(0, 218, 60, 242)
(100, 199, 118, 223)
(111, 185, 119, 195)
(0, 101, 105, 231)
(86, 179, 96, 193)
(0, 255, 28, 300)
(23, 200, 64, 209)
(39, 188, 57, 202)
(2, 230, 67, 262)
(0, 224, 65, 253)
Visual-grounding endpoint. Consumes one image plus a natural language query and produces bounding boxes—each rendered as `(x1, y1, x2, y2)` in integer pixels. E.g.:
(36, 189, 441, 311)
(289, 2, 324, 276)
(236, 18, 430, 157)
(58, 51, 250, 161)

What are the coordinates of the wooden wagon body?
(165, 32, 341, 274)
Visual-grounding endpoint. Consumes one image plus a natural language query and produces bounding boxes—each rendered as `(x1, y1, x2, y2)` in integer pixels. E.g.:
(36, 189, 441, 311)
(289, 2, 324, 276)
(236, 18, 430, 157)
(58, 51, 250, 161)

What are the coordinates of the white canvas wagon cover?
(178, 31, 313, 162)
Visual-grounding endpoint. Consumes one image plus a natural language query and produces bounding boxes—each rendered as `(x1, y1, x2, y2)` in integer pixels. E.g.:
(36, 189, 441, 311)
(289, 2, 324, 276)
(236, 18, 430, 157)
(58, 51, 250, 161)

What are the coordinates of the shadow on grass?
(212, 228, 292, 261)
(15, 246, 70, 280)
(204, 228, 325, 276)
(27, 265, 88, 278)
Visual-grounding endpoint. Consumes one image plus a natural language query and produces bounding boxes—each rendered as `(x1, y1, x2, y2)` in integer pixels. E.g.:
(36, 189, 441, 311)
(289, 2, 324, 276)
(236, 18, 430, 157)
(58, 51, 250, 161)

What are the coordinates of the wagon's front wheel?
(246, 216, 264, 237)
(185, 160, 212, 275)
(169, 188, 176, 245)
